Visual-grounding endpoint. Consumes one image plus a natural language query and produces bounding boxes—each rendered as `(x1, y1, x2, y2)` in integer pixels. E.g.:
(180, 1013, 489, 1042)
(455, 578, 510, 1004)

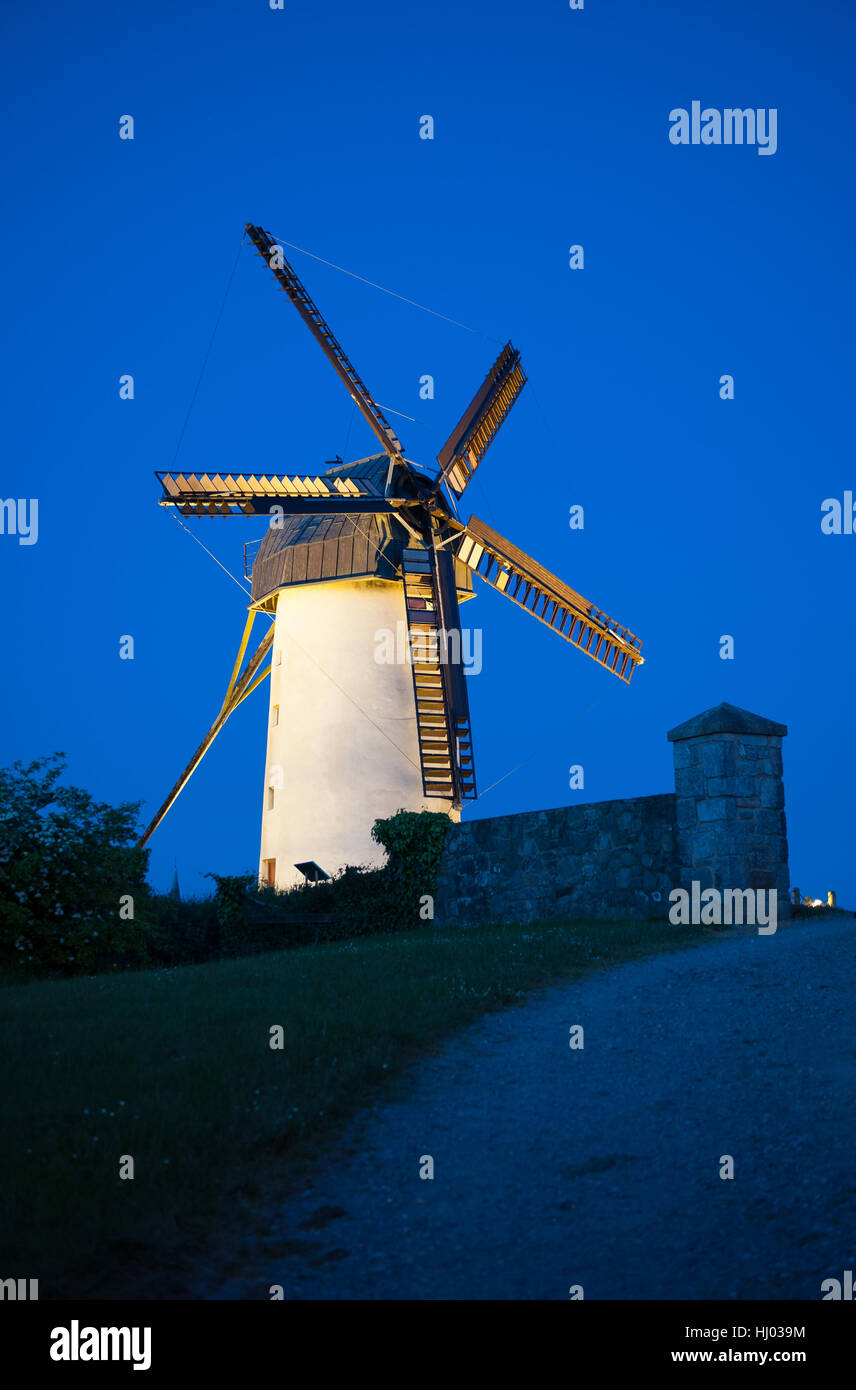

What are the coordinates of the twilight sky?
(1, 0, 853, 900)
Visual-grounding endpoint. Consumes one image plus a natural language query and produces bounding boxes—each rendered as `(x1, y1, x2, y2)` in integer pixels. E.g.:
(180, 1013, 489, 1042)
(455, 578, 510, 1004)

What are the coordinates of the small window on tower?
(267, 787, 275, 810)
(272, 704, 280, 726)
(262, 858, 276, 887)
(275, 648, 282, 666)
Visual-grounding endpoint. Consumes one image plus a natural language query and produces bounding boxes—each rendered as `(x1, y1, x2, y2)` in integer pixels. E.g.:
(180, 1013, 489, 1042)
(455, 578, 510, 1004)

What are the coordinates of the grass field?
(0, 916, 711, 1298)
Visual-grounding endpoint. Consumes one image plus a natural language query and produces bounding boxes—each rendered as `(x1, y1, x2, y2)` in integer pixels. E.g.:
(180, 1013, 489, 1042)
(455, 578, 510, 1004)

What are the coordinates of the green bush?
(0, 754, 150, 975)
(198, 806, 455, 956)
(134, 890, 218, 966)
(203, 809, 453, 952)
(0, 758, 455, 978)
(372, 808, 451, 921)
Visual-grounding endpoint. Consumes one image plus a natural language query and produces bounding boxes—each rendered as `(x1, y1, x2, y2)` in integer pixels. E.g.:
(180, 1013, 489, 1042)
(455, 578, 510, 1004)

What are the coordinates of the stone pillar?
(667, 703, 790, 914)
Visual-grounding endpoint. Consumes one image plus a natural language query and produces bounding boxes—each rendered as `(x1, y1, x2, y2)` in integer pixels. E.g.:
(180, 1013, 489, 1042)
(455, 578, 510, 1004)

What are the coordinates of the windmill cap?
(667, 702, 787, 741)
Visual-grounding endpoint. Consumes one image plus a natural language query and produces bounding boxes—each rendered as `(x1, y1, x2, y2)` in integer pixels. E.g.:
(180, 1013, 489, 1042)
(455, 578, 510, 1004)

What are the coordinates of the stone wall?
(433, 702, 790, 927)
(434, 793, 678, 925)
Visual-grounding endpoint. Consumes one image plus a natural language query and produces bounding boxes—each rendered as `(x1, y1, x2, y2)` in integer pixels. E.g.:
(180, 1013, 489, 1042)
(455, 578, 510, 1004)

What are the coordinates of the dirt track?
(204, 915, 856, 1300)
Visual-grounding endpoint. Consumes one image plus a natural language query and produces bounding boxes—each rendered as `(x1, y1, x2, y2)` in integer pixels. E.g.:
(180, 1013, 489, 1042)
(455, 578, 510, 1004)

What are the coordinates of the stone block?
(736, 738, 782, 770)
(673, 741, 700, 770)
(759, 779, 784, 809)
(715, 860, 751, 890)
(769, 837, 789, 865)
(708, 775, 759, 798)
(737, 744, 762, 762)
(737, 778, 764, 803)
(675, 768, 705, 797)
(697, 797, 736, 823)
(688, 825, 717, 860)
(684, 864, 716, 892)
(754, 807, 786, 838)
(702, 740, 736, 778)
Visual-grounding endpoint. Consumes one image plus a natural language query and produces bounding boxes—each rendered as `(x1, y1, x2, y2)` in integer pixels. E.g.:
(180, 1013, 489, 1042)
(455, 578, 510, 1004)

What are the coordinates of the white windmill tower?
(139, 225, 644, 885)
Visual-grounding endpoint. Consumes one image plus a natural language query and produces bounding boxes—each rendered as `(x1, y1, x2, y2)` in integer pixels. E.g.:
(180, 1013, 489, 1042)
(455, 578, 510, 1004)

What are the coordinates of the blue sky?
(1, 0, 853, 900)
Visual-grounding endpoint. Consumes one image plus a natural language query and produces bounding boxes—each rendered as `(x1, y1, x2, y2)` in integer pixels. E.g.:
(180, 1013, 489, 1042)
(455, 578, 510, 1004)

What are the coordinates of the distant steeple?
(169, 866, 181, 901)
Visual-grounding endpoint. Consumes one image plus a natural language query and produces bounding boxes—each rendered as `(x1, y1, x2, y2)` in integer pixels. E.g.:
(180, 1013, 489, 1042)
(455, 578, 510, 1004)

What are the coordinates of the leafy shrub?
(133, 890, 217, 966)
(206, 808, 453, 948)
(0, 757, 455, 978)
(372, 809, 451, 922)
(0, 754, 150, 975)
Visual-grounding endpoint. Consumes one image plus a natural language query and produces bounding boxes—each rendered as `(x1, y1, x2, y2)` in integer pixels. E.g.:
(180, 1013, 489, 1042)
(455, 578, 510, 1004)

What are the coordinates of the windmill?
(139, 224, 644, 887)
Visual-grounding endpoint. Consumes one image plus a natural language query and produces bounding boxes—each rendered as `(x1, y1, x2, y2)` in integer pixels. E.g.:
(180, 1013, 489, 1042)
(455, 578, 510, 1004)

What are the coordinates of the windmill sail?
(245, 223, 407, 465)
(435, 342, 527, 498)
(450, 516, 643, 683)
(156, 469, 391, 516)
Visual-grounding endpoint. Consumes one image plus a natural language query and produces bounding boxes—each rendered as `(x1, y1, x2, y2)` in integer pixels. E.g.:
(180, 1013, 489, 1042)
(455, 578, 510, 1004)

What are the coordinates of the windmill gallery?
(139, 225, 644, 887)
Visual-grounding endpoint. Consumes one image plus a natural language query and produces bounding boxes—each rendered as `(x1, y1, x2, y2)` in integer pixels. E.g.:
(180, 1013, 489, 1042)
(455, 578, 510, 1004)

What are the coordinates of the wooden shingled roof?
(251, 510, 403, 602)
(250, 454, 474, 606)
(251, 456, 399, 604)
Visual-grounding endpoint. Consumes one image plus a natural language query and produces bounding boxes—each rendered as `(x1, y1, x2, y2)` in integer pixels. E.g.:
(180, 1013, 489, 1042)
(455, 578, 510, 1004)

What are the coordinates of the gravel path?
(206, 916, 856, 1300)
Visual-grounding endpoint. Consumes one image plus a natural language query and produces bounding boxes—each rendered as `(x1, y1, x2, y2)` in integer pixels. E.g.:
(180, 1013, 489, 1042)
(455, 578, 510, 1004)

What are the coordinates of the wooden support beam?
(137, 619, 274, 848)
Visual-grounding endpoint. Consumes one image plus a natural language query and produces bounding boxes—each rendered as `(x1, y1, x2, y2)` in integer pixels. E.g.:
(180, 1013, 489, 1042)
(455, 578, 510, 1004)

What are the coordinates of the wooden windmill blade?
(449, 515, 644, 683)
(244, 223, 411, 471)
(435, 342, 527, 499)
(155, 469, 395, 516)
